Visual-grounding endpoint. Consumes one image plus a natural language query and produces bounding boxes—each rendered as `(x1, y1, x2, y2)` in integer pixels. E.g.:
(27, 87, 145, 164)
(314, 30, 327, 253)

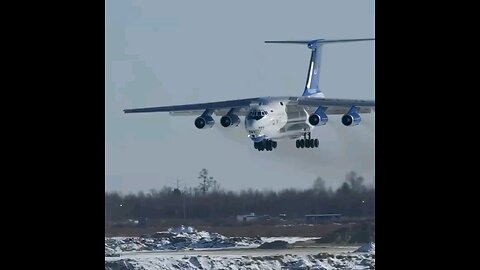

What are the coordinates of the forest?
(105, 169, 374, 222)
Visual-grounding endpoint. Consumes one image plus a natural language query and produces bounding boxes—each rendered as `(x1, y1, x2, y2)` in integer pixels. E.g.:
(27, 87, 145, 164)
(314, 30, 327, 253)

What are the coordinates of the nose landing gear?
(295, 132, 319, 149)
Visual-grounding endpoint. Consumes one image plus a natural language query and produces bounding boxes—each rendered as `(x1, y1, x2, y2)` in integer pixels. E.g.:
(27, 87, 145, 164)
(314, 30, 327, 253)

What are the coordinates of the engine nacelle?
(308, 113, 328, 126)
(220, 114, 241, 127)
(194, 116, 215, 129)
(341, 112, 361, 126)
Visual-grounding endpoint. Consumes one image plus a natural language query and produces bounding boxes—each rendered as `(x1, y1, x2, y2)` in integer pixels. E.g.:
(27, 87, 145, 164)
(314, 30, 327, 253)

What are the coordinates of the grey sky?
(105, 0, 375, 194)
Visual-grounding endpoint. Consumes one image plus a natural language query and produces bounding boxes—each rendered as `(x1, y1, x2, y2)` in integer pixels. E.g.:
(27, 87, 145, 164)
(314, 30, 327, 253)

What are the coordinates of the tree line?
(105, 170, 374, 222)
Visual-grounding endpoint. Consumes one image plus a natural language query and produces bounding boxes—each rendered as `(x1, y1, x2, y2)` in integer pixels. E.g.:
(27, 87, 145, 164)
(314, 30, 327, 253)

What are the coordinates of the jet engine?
(220, 114, 241, 127)
(341, 112, 361, 126)
(194, 116, 215, 129)
(308, 106, 328, 126)
(308, 112, 328, 126)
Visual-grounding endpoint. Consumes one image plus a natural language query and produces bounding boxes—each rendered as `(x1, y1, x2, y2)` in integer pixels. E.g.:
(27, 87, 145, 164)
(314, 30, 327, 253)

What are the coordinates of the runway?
(106, 245, 361, 260)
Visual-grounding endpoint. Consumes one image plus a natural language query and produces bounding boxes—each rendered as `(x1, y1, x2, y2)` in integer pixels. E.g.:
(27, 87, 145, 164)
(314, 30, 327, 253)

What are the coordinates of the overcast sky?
(105, 0, 375, 194)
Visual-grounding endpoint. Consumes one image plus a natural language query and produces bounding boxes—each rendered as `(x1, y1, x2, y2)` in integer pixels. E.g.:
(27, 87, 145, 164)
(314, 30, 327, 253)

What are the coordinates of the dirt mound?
(354, 242, 375, 253)
(258, 240, 289, 249)
(316, 222, 374, 244)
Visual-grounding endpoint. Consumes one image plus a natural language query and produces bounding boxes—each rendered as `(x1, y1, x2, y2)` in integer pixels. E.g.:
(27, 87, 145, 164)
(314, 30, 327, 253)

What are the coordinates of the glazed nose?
(248, 121, 259, 128)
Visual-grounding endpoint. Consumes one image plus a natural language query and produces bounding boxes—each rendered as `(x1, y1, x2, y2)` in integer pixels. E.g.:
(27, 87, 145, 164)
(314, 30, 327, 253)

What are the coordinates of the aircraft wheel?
(272, 141, 277, 149)
(305, 139, 311, 148)
(314, 139, 319, 148)
(300, 139, 305, 148)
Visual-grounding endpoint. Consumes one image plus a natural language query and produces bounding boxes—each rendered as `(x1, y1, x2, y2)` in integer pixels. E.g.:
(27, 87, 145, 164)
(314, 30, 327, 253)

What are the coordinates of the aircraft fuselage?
(245, 97, 312, 142)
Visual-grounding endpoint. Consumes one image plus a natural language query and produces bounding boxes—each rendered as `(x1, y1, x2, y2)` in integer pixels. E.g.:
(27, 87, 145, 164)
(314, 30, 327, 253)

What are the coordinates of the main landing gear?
(296, 132, 319, 149)
(254, 139, 277, 151)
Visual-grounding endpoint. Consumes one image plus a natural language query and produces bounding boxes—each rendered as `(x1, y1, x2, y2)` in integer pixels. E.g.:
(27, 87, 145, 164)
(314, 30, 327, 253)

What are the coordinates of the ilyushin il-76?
(125, 38, 375, 151)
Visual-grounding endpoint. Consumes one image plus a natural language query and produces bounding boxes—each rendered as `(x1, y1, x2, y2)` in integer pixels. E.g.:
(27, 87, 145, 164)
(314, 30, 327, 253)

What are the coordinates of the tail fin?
(265, 38, 374, 97)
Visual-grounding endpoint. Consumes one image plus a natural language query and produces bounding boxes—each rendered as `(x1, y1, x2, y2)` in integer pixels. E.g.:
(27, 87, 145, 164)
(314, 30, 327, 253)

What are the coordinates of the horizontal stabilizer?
(265, 38, 374, 46)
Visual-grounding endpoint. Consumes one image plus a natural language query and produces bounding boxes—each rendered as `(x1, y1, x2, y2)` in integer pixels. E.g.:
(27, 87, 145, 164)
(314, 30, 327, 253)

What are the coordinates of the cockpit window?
(247, 110, 268, 120)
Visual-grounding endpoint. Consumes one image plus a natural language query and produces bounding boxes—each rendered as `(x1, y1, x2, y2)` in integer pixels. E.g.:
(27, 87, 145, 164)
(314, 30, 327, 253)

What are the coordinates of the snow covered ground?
(105, 226, 375, 269)
(354, 242, 375, 254)
(105, 252, 375, 270)
(105, 241, 375, 269)
(105, 225, 328, 255)
(105, 225, 262, 254)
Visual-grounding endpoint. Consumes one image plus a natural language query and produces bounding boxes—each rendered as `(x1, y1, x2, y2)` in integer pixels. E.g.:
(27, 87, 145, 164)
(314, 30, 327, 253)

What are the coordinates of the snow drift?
(354, 242, 375, 254)
(105, 225, 262, 254)
(105, 253, 375, 270)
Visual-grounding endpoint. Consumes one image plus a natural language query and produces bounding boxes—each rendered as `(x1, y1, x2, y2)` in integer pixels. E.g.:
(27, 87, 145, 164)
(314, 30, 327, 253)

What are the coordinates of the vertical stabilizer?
(265, 38, 374, 97)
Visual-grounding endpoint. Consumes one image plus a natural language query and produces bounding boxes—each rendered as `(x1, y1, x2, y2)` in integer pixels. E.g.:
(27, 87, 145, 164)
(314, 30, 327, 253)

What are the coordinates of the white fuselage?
(244, 97, 314, 142)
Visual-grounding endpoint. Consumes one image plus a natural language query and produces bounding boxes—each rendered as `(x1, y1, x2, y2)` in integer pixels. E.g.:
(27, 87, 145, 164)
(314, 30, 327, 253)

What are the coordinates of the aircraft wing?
(293, 97, 375, 114)
(123, 98, 259, 116)
(123, 96, 375, 116)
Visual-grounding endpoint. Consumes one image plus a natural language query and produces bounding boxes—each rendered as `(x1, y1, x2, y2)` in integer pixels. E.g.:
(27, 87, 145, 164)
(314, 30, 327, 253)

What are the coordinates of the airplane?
(124, 38, 375, 151)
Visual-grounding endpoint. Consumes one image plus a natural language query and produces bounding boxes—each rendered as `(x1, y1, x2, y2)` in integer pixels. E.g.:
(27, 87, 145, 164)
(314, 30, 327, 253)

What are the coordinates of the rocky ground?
(105, 225, 375, 269)
(105, 251, 375, 270)
(105, 225, 262, 255)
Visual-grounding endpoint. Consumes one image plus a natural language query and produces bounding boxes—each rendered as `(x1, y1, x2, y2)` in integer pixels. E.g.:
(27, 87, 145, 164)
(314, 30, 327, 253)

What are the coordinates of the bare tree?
(198, 168, 214, 195)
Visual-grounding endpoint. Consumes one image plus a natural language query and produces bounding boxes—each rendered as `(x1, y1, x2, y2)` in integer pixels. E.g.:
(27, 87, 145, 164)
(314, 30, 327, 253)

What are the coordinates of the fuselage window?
(280, 102, 284, 106)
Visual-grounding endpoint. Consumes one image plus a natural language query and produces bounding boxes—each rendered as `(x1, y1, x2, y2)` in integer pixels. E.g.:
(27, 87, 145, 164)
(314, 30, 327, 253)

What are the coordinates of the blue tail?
(265, 38, 375, 97)
(303, 42, 322, 96)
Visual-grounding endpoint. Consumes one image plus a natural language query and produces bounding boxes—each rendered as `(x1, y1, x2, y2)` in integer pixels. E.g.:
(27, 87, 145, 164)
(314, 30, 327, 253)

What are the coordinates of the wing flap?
(124, 98, 258, 115)
(289, 97, 374, 115)
(168, 107, 250, 116)
(297, 97, 375, 107)
(324, 106, 372, 115)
